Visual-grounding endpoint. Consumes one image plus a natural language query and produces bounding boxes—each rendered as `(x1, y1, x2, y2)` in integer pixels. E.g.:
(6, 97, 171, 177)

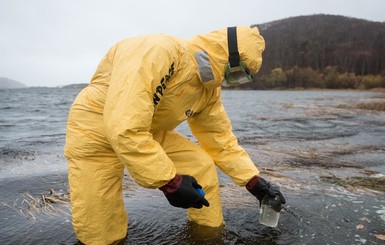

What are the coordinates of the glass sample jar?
(259, 186, 282, 227)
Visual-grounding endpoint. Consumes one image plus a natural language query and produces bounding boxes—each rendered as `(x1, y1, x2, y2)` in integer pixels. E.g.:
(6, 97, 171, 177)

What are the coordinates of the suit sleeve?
(103, 41, 177, 188)
(187, 89, 259, 186)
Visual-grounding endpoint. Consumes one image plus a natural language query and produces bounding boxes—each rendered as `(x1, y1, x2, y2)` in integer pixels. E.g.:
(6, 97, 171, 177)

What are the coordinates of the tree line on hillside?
(245, 66, 385, 90)
(241, 15, 385, 90)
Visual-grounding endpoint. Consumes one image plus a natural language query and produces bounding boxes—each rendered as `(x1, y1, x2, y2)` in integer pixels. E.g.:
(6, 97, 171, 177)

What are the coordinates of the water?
(1, 88, 385, 244)
(0, 88, 78, 178)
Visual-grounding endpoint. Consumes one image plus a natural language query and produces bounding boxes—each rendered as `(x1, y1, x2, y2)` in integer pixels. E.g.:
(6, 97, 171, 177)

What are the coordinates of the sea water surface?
(1, 88, 385, 244)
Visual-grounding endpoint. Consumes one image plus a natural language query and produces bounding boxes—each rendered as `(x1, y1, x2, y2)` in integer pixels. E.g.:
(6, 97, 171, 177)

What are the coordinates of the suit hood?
(188, 25, 265, 89)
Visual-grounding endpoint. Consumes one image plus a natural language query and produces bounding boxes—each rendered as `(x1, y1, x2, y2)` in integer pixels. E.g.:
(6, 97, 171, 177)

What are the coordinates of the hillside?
(246, 15, 385, 89)
(0, 77, 27, 89)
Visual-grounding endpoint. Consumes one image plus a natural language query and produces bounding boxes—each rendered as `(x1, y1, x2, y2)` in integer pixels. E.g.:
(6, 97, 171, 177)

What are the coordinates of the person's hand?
(246, 176, 286, 205)
(159, 175, 210, 209)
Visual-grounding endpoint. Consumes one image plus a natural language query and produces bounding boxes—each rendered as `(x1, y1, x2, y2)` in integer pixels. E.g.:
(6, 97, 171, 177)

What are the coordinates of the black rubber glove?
(159, 175, 210, 209)
(246, 176, 286, 205)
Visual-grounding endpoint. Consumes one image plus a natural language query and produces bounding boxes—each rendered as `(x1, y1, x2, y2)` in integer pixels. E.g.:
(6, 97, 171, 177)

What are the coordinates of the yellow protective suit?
(64, 25, 265, 245)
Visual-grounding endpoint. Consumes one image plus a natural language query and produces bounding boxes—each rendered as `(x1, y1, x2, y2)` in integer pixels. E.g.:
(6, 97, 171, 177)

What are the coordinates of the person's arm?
(103, 39, 177, 188)
(187, 89, 259, 186)
(188, 90, 285, 205)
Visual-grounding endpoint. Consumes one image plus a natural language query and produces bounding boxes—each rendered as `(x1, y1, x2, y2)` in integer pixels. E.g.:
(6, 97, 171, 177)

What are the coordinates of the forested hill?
(247, 15, 385, 89)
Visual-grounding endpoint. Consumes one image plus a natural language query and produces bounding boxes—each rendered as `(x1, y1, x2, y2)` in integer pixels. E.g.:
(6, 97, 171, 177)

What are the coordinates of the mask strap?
(227, 27, 240, 68)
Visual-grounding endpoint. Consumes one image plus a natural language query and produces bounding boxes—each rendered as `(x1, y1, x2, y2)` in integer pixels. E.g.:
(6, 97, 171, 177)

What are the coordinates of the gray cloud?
(1, 0, 384, 87)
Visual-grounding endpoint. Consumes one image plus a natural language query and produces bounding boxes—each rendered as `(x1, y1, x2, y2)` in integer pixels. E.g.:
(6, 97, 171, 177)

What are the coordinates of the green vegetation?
(246, 66, 385, 90)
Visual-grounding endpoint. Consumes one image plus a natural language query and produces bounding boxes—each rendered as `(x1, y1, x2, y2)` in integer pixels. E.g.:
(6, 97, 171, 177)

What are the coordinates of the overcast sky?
(1, 0, 384, 87)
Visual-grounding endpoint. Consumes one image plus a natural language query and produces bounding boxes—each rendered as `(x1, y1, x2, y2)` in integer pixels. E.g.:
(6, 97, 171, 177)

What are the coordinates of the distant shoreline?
(2, 85, 385, 93)
(60, 83, 88, 89)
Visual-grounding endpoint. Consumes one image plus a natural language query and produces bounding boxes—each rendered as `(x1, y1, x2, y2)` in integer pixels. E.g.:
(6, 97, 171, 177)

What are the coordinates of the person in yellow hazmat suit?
(64, 26, 286, 245)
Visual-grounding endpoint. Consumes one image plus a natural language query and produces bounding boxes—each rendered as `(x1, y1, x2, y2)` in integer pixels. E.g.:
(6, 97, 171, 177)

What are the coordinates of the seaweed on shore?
(0, 147, 37, 161)
(320, 175, 385, 192)
(356, 102, 385, 111)
(1, 188, 70, 220)
(337, 101, 385, 111)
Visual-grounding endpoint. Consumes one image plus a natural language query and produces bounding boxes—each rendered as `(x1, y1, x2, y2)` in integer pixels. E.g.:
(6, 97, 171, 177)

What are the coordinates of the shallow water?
(1, 88, 385, 244)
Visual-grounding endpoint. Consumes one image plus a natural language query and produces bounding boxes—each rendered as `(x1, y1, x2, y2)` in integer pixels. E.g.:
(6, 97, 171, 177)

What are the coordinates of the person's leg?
(68, 156, 127, 245)
(155, 130, 224, 227)
(65, 108, 127, 245)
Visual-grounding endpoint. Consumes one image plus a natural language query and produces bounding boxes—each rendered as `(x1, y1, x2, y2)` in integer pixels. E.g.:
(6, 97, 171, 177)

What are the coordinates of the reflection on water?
(1, 89, 385, 244)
